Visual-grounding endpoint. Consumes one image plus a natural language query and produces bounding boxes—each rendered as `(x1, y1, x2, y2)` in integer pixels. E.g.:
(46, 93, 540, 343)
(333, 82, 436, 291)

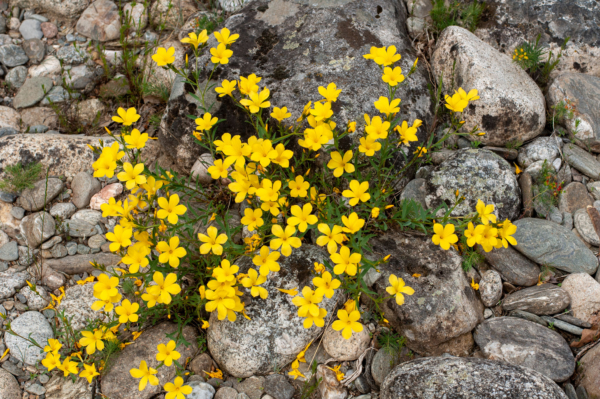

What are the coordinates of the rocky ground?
(0, 0, 600, 398)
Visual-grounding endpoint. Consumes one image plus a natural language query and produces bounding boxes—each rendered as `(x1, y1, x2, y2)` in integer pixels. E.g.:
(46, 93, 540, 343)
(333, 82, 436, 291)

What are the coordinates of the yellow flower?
(374, 45, 401, 66)
(208, 158, 235, 180)
(341, 212, 365, 234)
(241, 208, 264, 232)
(277, 287, 298, 296)
(303, 307, 327, 329)
(180, 30, 208, 49)
(201, 320, 210, 329)
(152, 47, 175, 66)
(196, 112, 218, 131)
(289, 368, 305, 380)
(57, 356, 78, 377)
(130, 360, 159, 391)
(239, 74, 261, 95)
(310, 101, 333, 121)
(314, 262, 326, 273)
(363, 46, 385, 61)
(316, 224, 344, 254)
(515, 163, 522, 175)
(371, 207, 380, 218)
(365, 116, 390, 140)
(91, 293, 121, 312)
(256, 178, 281, 202)
(270, 225, 302, 256)
(44, 338, 62, 355)
(80, 363, 100, 383)
(198, 226, 228, 255)
(106, 225, 132, 252)
(496, 219, 517, 248)
(344, 298, 357, 313)
(215, 79, 237, 97)
(413, 146, 427, 157)
(287, 204, 318, 232)
(212, 259, 239, 283)
(479, 224, 499, 252)
(318, 82, 342, 102)
(464, 222, 485, 247)
(431, 223, 458, 250)
(332, 309, 363, 339)
(253, 246, 281, 276)
(214, 27, 239, 45)
(382, 66, 405, 86)
(288, 175, 310, 198)
(331, 246, 361, 276)
(292, 286, 323, 317)
(327, 150, 355, 177)
(271, 106, 291, 122)
(156, 237, 187, 268)
(240, 88, 271, 113)
(271, 144, 293, 167)
(342, 180, 370, 206)
(347, 121, 356, 132)
(117, 162, 146, 190)
(359, 135, 381, 156)
(112, 107, 140, 126)
(395, 119, 422, 146)
(444, 91, 469, 113)
(374, 96, 401, 116)
(79, 329, 105, 355)
(41, 352, 61, 371)
(313, 271, 340, 298)
(385, 274, 414, 305)
(476, 200, 497, 225)
(210, 43, 233, 64)
(241, 268, 268, 299)
(157, 194, 187, 224)
(156, 340, 181, 367)
(115, 299, 139, 323)
(147, 272, 182, 305)
(457, 88, 480, 102)
(471, 277, 479, 290)
(298, 125, 328, 151)
(328, 365, 344, 381)
(124, 128, 149, 149)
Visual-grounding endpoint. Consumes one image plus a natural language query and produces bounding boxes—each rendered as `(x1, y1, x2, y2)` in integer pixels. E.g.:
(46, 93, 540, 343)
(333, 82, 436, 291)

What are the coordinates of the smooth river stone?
(513, 218, 598, 275)
(502, 284, 570, 315)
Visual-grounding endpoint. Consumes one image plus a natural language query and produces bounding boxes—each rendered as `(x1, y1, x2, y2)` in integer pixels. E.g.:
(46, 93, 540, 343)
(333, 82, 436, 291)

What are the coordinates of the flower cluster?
(31, 25, 521, 391)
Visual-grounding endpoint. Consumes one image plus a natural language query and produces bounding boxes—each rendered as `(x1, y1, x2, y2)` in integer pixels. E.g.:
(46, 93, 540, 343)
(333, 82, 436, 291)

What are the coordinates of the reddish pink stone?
(89, 183, 123, 210)
(40, 22, 58, 39)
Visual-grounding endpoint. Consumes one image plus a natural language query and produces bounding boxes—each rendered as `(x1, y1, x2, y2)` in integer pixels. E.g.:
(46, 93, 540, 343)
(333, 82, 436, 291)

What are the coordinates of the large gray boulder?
(474, 317, 575, 382)
(547, 73, 600, 151)
(9, 0, 91, 19)
(513, 218, 599, 275)
(101, 322, 198, 399)
(477, 245, 540, 287)
(18, 178, 64, 212)
(425, 149, 521, 221)
(19, 211, 55, 248)
(380, 357, 568, 399)
(432, 26, 545, 147)
(370, 230, 483, 356)
(159, 0, 433, 173)
(4, 311, 54, 366)
(208, 245, 341, 378)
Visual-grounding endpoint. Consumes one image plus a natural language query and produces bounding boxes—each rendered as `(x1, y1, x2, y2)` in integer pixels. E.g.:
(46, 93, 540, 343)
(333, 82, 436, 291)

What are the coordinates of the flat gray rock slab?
(380, 357, 568, 399)
(478, 244, 540, 287)
(513, 218, 599, 275)
(502, 284, 570, 315)
(13, 77, 53, 109)
(563, 144, 600, 179)
(474, 317, 575, 382)
(45, 252, 121, 274)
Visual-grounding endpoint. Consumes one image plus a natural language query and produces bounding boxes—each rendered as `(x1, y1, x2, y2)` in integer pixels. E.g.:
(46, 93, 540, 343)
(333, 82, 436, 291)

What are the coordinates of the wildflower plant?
(0, 26, 520, 390)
